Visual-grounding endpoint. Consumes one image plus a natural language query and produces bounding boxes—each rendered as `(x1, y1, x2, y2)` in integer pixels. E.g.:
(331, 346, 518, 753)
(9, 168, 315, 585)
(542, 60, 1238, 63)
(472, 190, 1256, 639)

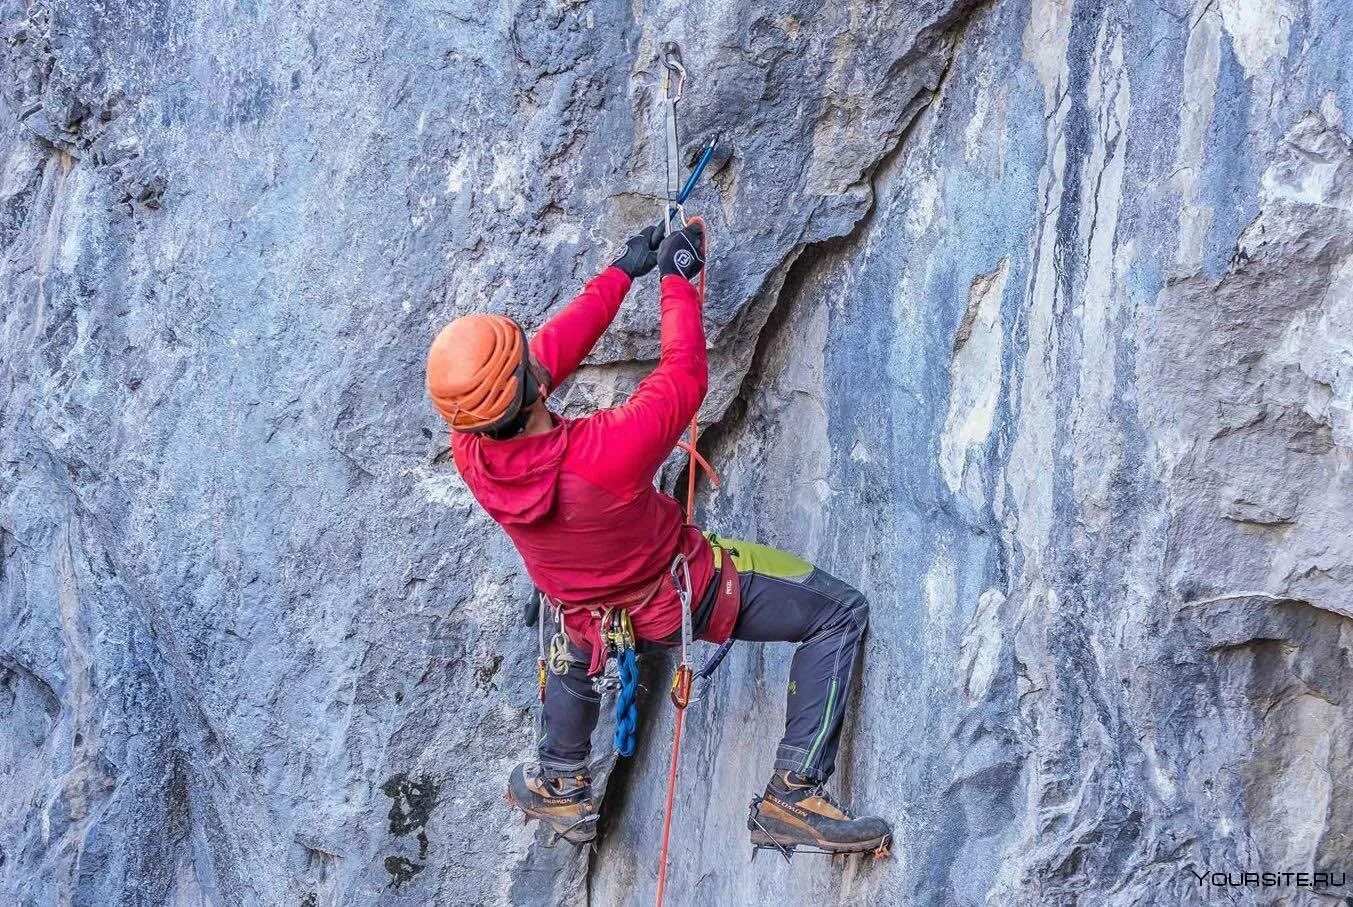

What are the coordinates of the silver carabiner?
(660, 42, 686, 102)
(670, 553, 693, 669)
(660, 41, 688, 233)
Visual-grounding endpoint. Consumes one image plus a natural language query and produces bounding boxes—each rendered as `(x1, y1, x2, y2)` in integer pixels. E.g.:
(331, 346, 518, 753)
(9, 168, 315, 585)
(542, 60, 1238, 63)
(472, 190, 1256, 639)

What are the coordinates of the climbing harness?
(536, 592, 641, 758)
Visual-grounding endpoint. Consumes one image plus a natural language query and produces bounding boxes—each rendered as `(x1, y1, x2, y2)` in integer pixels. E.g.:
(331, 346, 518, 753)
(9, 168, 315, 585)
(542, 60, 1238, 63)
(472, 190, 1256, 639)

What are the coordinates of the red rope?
(654, 700, 686, 905)
(655, 216, 710, 907)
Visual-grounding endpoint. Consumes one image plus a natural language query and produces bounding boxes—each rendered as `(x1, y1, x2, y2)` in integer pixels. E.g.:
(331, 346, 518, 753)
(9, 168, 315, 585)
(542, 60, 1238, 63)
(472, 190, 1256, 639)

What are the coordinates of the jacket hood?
(458, 420, 568, 525)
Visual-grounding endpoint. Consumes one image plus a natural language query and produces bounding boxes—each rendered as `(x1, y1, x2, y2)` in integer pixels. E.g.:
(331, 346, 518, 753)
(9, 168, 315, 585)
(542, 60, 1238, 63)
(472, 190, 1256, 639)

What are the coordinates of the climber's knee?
(797, 567, 871, 639)
(843, 586, 870, 634)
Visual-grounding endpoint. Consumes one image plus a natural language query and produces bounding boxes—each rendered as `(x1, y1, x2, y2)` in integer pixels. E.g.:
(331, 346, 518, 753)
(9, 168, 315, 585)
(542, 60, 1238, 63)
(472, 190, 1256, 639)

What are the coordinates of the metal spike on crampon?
(545, 814, 599, 848)
(747, 796, 793, 864)
(747, 795, 895, 865)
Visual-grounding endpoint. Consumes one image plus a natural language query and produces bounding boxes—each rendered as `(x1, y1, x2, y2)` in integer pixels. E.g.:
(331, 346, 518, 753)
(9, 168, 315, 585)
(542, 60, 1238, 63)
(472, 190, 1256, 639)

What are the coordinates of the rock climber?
(425, 223, 891, 854)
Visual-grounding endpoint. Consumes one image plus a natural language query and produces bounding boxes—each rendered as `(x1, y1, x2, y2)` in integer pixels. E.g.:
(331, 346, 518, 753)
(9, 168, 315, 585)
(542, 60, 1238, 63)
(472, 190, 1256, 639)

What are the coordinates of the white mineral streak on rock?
(963, 63, 994, 162)
(1009, 0, 1073, 575)
(765, 286, 833, 554)
(925, 549, 958, 623)
(488, 143, 522, 211)
(940, 258, 1008, 499)
(1071, 20, 1130, 533)
(412, 463, 475, 510)
(1173, 1, 1221, 275)
(541, 219, 580, 252)
(905, 172, 942, 237)
(1021, 0, 1074, 106)
(445, 155, 470, 194)
(959, 588, 1007, 703)
(1319, 91, 1345, 128)
(1218, 0, 1293, 79)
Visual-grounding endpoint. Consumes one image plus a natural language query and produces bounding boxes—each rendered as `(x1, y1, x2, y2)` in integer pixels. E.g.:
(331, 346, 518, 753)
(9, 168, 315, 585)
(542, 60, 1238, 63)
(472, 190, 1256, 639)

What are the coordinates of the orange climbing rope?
(654, 633, 688, 907)
(654, 216, 713, 907)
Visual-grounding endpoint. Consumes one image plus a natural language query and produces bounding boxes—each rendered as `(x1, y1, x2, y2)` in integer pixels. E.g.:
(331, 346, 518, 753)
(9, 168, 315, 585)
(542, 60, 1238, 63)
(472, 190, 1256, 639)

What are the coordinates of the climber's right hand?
(611, 224, 664, 279)
(657, 222, 705, 282)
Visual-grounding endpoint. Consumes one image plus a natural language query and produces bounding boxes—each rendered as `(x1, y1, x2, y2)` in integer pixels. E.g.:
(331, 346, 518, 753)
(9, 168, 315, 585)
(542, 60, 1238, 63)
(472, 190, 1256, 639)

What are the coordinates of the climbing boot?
(748, 770, 891, 855)
(506, 763, 598, 844)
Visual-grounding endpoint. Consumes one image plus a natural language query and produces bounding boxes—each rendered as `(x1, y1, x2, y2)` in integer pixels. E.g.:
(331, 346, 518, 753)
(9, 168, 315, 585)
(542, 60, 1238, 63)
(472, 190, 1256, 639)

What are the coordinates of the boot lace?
(811, 783, 848, 813)
(791, 774, 852, 817)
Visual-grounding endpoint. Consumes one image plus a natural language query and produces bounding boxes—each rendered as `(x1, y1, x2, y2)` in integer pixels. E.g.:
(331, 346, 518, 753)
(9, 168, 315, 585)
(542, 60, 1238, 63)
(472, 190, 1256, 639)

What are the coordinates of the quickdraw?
(536, 594, 572, 751)
(654, 40, 725, 907)
(667, 554, 695, 709)
(537, 594, 548, 702)
(660, 44, 725, 236)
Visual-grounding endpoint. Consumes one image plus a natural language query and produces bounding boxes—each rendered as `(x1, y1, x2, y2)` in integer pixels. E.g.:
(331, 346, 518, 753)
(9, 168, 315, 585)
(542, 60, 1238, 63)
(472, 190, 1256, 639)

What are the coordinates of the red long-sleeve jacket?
(452, 266, 715, 670)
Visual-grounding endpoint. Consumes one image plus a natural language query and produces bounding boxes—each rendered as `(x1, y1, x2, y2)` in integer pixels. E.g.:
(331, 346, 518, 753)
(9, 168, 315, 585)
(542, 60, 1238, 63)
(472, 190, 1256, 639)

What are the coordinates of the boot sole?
(750, 826, 890, 854)
(506, 789, 598, 844)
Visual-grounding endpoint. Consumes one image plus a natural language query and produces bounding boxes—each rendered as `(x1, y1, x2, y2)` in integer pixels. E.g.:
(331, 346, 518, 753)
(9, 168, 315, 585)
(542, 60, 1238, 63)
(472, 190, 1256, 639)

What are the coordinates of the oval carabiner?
(660, 41, 686, 101)
(660, 41, 684, 73)
(669, 663, 693, 710)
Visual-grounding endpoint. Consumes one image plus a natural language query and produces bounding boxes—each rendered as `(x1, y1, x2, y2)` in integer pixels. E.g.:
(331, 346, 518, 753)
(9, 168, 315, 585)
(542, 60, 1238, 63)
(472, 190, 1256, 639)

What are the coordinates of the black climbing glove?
(610, 224, 663, 279)
(657, 222, 705, 281)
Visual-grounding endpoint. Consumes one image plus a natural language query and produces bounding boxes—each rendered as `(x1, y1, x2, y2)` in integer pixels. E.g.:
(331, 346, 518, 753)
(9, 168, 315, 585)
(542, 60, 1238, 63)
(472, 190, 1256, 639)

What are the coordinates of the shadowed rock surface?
(2, 0, 1351, 904)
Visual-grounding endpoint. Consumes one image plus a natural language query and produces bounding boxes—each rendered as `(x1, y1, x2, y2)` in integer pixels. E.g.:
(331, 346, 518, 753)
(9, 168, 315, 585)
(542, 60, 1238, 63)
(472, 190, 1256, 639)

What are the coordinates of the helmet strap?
(483, 361, 541, 440)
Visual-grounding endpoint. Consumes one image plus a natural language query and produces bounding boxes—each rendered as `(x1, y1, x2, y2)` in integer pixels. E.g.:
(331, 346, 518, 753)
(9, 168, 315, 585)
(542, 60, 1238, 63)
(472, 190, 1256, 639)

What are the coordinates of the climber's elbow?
(691, 361, 709, 408)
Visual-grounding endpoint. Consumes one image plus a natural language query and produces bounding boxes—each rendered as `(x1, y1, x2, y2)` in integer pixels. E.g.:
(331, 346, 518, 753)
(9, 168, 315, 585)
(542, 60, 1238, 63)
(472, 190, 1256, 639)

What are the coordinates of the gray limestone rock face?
(2, 0, 1351, 904)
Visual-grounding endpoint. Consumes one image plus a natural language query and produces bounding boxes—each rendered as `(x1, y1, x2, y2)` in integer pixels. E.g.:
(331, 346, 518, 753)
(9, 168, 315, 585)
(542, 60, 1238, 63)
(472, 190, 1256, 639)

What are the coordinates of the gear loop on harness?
(594, 608, 639, 757)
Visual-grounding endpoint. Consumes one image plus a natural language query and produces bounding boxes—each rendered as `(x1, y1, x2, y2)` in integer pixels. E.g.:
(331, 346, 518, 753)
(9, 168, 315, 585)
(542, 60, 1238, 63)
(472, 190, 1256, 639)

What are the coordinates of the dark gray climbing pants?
(537, 538, 870, 782)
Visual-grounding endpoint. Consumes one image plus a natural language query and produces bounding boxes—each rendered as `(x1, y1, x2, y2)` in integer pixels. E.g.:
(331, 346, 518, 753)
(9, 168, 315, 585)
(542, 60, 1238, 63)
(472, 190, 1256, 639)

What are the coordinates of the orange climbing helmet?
(426, 314, 541, 434)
